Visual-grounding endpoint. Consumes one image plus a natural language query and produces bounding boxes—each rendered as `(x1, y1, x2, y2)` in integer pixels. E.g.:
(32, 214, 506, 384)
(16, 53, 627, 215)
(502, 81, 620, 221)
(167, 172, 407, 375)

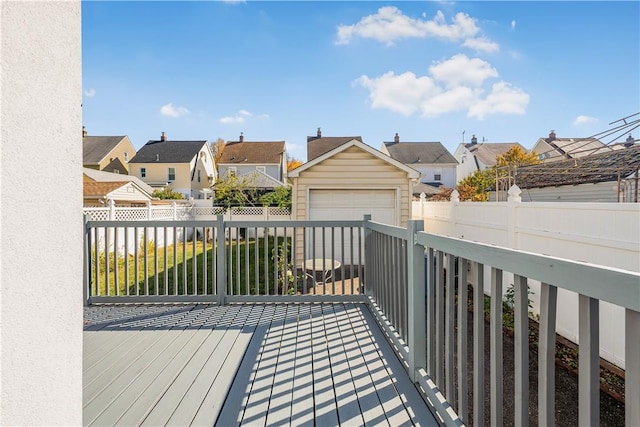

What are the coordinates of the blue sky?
(82, 1, 639, 161)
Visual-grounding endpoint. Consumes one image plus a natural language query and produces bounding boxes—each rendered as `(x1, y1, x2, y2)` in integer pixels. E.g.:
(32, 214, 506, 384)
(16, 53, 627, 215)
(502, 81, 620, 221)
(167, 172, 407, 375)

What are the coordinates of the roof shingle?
(218, 141, 285, 164)
(129, 140, 207, 163)
(83, 136, 129, 164)
(383, 141, 457, 164)
(306, 136, 363, 161)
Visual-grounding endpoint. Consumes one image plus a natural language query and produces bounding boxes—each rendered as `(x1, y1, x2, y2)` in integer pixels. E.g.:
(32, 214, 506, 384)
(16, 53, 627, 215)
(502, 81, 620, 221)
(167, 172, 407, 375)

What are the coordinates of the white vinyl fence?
(412, 185, 640, 369)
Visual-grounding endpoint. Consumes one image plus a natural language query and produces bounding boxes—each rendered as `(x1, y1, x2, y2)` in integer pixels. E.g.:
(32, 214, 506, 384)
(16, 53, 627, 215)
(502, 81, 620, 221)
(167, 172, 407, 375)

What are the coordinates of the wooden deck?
(83, 303, 438, 426)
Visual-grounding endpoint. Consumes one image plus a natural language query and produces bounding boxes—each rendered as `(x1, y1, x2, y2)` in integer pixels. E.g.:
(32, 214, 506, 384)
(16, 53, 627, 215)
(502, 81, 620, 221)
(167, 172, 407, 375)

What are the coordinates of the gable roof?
(290, 138, 420, 179)
(307, 135, 363, 161)
(465, 142, 525, 166)
(382, 141, 457, 164)
(218, 141, 285, 164)
(129, 139, 207, 163)
(533, 137, 605, 160)
(83, 135, 130, 164)
(83, 167, 155, 194)
(516, 144, 640, 188)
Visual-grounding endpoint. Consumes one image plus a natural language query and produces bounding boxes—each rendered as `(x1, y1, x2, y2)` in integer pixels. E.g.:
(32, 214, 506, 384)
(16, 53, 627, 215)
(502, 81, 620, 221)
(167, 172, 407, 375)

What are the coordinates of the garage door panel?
(308, 189, 397, 265)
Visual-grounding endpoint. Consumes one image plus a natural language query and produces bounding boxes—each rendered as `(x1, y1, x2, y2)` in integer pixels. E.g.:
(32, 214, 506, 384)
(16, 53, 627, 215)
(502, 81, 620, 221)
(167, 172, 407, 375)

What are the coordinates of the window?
(434, 168, 442, 181)
(256, 166, 266, 173)
(140, 168, 146, 179)
(197, 169, 201, 183)
(113, 169, 120, 174)
(228, 167, 237, 177)
(168, 167, 176, 181)
(124, 152, 128, 162)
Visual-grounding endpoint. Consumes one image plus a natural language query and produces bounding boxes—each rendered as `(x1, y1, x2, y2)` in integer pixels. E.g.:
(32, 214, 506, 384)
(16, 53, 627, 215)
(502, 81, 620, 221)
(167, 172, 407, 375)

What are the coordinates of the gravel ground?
(452, 312, 625, 426)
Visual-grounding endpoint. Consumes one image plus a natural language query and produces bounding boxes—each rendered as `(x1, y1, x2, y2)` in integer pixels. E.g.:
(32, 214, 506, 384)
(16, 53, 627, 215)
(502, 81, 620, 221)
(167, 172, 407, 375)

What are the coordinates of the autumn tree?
(496, 145, 540, 168)
(152, 187, 185, 200)
(211, 138, 225, 167)
(456, 169, 494, 201)
(287, 157, 303, 172)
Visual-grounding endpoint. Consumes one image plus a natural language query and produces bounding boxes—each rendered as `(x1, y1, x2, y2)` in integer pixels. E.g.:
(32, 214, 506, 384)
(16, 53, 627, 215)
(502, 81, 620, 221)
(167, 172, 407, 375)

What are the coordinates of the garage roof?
(289, 138, 420, 179)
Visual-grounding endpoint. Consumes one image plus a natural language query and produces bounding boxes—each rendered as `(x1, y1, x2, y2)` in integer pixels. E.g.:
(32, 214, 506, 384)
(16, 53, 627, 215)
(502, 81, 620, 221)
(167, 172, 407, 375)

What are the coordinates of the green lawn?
(89, 236, 302, 297)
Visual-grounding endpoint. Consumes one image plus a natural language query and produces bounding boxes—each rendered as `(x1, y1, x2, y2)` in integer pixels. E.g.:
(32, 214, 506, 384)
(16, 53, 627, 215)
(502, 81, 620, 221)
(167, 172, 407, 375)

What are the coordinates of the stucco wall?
(1, 1, 83, 425)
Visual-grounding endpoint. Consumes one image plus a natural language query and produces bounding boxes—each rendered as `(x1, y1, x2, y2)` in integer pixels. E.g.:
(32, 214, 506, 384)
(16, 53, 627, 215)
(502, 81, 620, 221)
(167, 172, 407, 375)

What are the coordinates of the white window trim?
(168, 167, 176, 182)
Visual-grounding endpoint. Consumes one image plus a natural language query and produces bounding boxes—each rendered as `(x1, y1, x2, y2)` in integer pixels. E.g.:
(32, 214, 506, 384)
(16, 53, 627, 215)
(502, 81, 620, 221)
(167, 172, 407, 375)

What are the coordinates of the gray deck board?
(83, 303, 438, 427)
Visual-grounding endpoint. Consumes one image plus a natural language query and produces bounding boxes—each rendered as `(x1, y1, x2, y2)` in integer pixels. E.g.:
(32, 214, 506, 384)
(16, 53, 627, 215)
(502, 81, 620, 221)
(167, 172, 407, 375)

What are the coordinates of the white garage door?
(309, 189, 397, 225)
(307, 189, 397, 266)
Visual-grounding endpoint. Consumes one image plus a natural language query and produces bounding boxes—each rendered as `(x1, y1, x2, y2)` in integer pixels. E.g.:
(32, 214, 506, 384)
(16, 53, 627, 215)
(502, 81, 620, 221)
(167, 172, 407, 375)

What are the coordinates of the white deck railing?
(83, 216, 640, 426)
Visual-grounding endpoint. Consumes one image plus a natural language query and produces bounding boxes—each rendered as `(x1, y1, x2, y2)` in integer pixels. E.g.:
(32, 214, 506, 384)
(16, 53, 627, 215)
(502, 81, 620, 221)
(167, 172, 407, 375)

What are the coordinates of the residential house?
(291, 136, 420, 227)
(381, 134, 458, 195)
(217, 133, 287, 190)
(128, 132, 216, 199)
(453, 134, 527, 182)
(530, 130, 619, 162)
(82, 127, 136, 174)
(508, 142, 640, 202)
(83, 171, 154, 207)
(306, 127, 363, 161)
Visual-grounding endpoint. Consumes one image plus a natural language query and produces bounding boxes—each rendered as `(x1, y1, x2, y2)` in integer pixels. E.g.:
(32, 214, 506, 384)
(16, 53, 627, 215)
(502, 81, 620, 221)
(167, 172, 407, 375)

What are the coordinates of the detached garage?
(289, 138, 420, 227)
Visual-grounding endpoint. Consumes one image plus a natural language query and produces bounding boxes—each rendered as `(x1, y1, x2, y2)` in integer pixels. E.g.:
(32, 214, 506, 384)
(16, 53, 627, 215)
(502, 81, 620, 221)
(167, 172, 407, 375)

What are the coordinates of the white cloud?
(336, 7, 480, 46)
(356, 71, 441, 116)
(429, 54, 498, 88)
(573, 115, 598, 126)
(219, 109, 269, 125)
(355, 55, 529, 119)
(511, 20, 516, 30)
(467, 82, 529, 119)
(84, 88, 96, 97)
(160, 102, 190, 118)
(462, 36, 500, 53)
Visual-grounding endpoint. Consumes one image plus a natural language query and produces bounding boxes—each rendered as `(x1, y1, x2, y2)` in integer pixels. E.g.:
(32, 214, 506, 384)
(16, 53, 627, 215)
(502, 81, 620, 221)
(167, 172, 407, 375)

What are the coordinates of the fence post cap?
(508, 184, 522, 202)
(450, 189, 460, 202)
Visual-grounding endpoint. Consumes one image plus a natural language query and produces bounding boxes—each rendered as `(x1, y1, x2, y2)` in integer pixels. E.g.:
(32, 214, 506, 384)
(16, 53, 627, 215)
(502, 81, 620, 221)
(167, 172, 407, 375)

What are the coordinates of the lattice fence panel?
(83, 208, 109, 221)
(114, 208, 148, 221)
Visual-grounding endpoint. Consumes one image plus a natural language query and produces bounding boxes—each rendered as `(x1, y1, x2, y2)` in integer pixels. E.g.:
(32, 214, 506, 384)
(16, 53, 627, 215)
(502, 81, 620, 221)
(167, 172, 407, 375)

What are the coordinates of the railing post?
(363, 214, 372, 298)
(407, 219, 426, 382)
(578, 295, 599, 427)
(216, 215, 227, 305)
(83, 214, 91, 306)
(626, 309, 640, 427)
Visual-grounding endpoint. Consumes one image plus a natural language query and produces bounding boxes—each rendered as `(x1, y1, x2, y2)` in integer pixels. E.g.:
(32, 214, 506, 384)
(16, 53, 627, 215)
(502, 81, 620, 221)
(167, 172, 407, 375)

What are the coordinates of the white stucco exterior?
(1, 2, 83, 425)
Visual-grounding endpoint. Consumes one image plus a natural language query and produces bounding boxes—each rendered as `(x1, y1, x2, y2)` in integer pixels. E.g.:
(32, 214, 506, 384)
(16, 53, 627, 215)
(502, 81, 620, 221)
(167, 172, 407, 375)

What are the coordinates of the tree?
(259, 186, 292, 209)
(287, 157, 303, 172)
(496, 145, 540, 168)
(212, 174, 257, 207)
(429, 186, 454, 201)
(456, 169, 494, 201)
(211, 138, 225, 167)
(152, 187, 185, 200)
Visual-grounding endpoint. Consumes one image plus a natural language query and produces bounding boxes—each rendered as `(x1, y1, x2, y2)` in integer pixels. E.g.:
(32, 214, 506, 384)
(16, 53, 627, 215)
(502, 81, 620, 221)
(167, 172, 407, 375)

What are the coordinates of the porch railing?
(364, 219, 640, 427)
(83, 216, 640, 426)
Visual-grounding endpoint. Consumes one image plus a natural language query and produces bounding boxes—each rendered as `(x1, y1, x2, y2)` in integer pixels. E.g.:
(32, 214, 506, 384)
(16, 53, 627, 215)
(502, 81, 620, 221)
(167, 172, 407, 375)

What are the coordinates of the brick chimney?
(317, 127, 322, 138)
(471, 134, 478, 144)
(548, 130, 556, 141)
(82, 126, 87, 137)
(239, 132, 244, 143)
(161, 131, 167, 141)
(394, 133, 399, 143)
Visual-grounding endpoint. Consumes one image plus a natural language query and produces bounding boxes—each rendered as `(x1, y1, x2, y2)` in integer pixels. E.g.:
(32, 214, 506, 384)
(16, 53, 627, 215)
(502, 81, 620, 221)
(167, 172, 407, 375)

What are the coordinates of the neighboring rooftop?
(83, 167, 155, 194)
(306, 128, 362, 161)
(533, 130, 607, 160)
(464, 141, 526, 166)
(83, 135, 129, 164)
(383, 134, 457, 164)
(130, 132, 207, 163)
(219, 135, 286, 164)
(516, 143, 640, 188)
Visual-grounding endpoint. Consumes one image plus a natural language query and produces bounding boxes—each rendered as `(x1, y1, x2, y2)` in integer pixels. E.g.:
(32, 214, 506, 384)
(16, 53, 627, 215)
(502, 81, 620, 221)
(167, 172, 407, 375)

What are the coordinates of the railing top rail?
(416, 231, 640, 312)
(84, 218, 365, 229)
(365, 219, 409, 240)
(225, 219, 363, 228)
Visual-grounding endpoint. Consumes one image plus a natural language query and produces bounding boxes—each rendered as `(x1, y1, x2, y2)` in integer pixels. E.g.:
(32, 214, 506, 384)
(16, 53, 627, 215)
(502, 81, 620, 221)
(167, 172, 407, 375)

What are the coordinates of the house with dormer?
(217, 133, 287, 190)
(82, 127, 136, 174)
(381, 134, 458, 192)
(128, 132, 216, 199)
(454, 134, 527, 182)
